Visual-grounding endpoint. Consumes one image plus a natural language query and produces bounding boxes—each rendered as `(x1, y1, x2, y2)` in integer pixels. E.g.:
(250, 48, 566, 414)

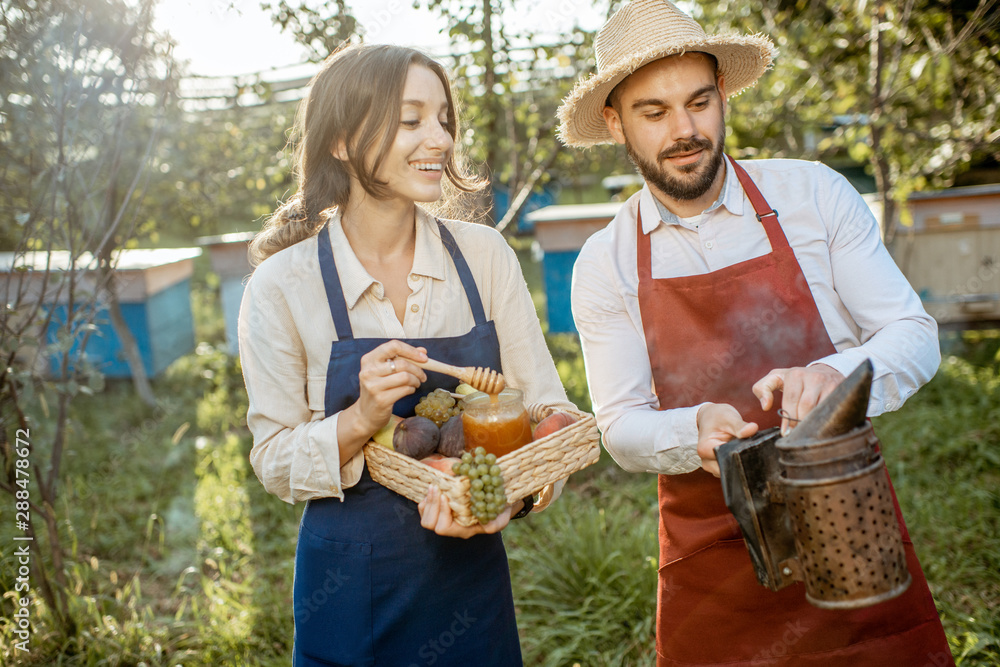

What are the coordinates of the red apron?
(639, 156, 953, 666)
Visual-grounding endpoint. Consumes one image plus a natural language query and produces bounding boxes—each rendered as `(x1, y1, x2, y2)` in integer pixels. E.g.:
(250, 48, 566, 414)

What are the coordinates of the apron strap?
(436, 220, 488, 326)
(316, 218, 489, 341)
(317, 225, 355, 341)
(725, 155, 790, 251)
(637, 207, 653, 283)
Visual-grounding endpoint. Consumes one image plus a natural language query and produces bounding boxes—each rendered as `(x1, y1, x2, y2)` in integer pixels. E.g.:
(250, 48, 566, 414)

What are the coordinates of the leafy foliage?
(0, 0, 178, 250)
(141, 104, 298, 242)
(262, 0, 360, 62)
(697, 0, 1000, 239)
(417, 0, 629, 224)
(507, 477, 659, 666)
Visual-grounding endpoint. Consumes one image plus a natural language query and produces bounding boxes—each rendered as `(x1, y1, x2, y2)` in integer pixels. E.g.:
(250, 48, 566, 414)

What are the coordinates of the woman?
(238, 44, 573, 665)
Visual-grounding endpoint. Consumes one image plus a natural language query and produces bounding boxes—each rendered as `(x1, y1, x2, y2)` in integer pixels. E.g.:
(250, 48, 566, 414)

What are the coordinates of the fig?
(437, 415, 466, 457)
(532, 411, 579, 441)
(393, 416, 440, 459)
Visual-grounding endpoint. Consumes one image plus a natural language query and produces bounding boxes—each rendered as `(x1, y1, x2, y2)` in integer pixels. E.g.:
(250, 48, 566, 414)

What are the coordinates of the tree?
(417, 0, 623, 227)
(262, 0, 361, 61)
(261, 0, 625, 228)
(142, 101, 299, 240)
(696, 0, 1000, 242)
(0, 0, 177, 639)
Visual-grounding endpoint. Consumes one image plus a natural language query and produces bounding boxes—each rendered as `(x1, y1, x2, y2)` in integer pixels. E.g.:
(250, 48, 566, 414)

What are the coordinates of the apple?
(421, 453, 460, 475)
(532, 412, 578, 440)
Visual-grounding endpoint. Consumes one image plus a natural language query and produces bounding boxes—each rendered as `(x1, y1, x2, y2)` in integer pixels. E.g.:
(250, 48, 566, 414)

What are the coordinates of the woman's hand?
(353, 340, 429, 436)
(336, 341, 427, 461)
(695, 403, 758, 477)
(418, 485, 513, 538)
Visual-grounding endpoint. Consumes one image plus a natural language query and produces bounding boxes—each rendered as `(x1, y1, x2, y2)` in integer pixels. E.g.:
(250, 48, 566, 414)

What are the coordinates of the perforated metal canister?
(778, 424, 911, 609)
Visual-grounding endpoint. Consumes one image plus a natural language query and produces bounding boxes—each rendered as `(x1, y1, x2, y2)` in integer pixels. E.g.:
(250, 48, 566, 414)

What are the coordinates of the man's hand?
(752, 364, 845, 435)
(696, 403, 758, 477)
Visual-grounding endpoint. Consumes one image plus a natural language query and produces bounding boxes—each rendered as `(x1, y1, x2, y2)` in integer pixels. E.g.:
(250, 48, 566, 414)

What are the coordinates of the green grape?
(452, 445, 507, 526)
(414, 388, 460, 427)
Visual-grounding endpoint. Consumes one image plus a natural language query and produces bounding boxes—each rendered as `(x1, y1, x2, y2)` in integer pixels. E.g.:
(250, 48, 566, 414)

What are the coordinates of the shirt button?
(705, 240, 715, 249)
(410, 304, 419, 313)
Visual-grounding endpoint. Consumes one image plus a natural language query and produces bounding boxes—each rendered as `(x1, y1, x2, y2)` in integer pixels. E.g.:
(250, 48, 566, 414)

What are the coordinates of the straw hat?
(557, 0, 776, 147)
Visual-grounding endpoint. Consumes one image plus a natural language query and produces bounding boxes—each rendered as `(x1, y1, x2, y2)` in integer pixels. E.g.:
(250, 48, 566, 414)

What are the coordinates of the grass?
(1, 258, 998, 665)
(505, 472, 659, 666)
(874, 331, 1000, 665)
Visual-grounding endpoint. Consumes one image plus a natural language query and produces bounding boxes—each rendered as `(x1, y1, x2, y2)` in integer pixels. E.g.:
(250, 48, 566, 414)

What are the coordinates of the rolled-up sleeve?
(571, 236, 704, 476)
(238, 273, 345, 504)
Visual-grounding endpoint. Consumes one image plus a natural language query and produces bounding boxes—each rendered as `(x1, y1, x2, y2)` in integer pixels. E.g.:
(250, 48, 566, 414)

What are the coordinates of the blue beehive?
(198, 232, 255, 356)
(492, 185, 558, 234)
(1, 248, 201, 378)
(525, 202, 622, 334)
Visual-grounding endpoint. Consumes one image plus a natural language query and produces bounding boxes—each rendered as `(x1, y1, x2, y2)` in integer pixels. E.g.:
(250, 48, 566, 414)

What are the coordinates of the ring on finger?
(388, 358, 397, 374)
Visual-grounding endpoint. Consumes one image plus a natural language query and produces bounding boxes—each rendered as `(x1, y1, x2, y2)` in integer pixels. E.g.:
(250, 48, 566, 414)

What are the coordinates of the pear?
(372, 415, 403, 449)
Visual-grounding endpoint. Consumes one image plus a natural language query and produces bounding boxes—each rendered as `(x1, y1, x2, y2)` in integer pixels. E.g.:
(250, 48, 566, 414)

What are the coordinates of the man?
(560, 0, 954, 665)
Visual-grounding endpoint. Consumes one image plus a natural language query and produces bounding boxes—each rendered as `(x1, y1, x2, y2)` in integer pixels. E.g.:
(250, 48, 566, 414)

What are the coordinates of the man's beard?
(625, 128, 725, 201)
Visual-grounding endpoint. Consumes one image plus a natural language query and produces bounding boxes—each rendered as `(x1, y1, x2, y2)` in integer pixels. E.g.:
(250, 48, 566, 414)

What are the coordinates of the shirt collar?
(638, 156, 745, 234)
(326, 207, 446, 310)
(410, 208, 448, 282)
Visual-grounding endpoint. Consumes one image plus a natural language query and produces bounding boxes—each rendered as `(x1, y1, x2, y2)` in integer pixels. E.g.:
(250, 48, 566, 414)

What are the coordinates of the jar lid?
(461, 387, 523, 407)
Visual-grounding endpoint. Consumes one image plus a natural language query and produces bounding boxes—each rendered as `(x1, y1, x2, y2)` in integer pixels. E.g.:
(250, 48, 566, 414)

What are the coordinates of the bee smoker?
(716, 360, 912, 609)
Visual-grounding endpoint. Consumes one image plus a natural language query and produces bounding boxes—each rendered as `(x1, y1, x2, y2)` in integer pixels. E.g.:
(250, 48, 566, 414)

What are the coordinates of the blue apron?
(292, 221, 522, 666)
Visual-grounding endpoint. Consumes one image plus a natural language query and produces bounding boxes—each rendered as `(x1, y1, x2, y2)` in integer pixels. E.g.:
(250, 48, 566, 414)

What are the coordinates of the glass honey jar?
(461, 388, 532, 458)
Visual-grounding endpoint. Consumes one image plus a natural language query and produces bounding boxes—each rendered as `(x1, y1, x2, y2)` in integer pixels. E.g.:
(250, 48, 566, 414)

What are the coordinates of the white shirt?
(239, 208, 573, 504)
(571, 158, 940, 476)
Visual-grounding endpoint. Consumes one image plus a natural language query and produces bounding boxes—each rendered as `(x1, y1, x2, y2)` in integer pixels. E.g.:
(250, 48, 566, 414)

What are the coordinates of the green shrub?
(507, 474, 659, 666)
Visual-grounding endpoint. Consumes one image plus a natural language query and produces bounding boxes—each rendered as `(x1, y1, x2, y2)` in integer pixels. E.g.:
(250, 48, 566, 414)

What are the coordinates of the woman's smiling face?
(374, 64, 455, 206)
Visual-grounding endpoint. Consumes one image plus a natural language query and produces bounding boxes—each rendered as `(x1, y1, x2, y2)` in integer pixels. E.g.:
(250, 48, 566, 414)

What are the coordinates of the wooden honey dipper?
(416, 357, 506, 394)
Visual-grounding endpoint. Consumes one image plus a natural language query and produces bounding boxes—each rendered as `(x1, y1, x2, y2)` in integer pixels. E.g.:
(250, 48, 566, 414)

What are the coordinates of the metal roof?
(525, 201, 624, 223)
(907, 183, 1000, 201)
(0, 248, 202, 273)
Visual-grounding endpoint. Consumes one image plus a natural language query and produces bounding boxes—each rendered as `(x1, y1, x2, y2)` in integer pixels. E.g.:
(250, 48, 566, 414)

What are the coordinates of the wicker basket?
(363, 405, 601, 526)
